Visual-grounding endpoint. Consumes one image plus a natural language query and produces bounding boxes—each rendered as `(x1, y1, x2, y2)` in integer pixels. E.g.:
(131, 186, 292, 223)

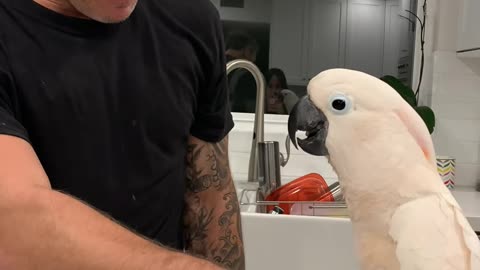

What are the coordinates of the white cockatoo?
(281, 89, 300, 114)
(288, 69, 480, 270)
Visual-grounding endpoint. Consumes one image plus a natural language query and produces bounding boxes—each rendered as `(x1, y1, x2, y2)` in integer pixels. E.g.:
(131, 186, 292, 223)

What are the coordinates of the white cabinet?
(383, 0, 402, 77)
(270, 0, 407, 85)
(457, 0, 480, 57)
(270, 0, 346, 85)
(305, 0, 347, 80)
(269, 0, 308, 85)
(385, 0, 415, 84)
(345, 0, 413, 78)
(345, 0, 386, 77)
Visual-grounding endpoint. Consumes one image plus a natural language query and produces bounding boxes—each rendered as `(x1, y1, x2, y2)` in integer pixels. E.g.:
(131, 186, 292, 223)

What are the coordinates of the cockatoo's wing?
(389, 194, 480, 270)
(395, 102, 437, 170)
(441, 192, 480, 269)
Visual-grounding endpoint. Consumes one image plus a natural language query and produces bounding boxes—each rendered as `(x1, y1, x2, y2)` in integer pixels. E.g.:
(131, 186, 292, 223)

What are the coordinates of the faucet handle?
(280, 134, 291, 167)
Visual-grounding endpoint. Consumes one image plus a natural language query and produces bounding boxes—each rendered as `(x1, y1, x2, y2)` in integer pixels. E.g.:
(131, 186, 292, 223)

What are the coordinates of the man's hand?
(184, 136, 245, 270)
(0, 135, 221, 270)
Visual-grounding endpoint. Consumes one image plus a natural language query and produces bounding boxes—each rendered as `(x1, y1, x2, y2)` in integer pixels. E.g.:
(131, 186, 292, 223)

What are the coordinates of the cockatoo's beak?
(288, 96, 329, 156)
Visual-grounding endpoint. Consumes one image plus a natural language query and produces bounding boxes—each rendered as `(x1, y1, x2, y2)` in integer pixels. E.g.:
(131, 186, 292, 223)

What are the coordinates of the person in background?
(0, 0, 244, 269)
(225, 31, 259, 113)
(225, 31, 258, 63)
(266, 68, 289, 114)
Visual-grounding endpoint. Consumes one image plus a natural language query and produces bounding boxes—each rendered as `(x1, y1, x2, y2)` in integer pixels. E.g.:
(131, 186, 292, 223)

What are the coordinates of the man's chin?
(97, 16, 130, 24)
(94, 5, 136, 23)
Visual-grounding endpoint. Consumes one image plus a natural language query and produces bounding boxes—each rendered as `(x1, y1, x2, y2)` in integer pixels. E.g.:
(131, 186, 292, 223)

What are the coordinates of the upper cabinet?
(269, 0, 309, 86)
(345, 0, 386, 77)
(457, 0, 480, 57)
(384, 0, 415, 85)
(306, 0, 347, 80)
(269, 0, 412, 85)
(270, 0, 346, 86)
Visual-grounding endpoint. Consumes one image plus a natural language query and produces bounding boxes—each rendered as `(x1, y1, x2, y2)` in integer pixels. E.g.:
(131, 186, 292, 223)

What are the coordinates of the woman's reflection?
(266, 68, 288, 114)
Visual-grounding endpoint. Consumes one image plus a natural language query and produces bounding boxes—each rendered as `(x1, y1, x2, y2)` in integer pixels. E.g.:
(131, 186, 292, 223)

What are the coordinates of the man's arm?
(184, 135, 245, 270)
(0, 135, 221, 270)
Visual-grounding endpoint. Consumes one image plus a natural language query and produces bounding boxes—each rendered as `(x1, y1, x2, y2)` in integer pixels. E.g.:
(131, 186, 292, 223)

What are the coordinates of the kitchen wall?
(414, 0, 480, 187)
(229, 113, 338, 185)
(213, 0, 415, 97)
(226, 0, 480, 188)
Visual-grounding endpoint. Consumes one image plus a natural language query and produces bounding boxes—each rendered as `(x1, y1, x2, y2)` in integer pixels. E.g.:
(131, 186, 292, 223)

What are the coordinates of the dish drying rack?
(239, 188, 350, 217)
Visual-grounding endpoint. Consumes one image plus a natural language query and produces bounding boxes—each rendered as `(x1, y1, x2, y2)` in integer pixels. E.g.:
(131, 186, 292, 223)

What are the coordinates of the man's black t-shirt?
(0, 0, 233, 249)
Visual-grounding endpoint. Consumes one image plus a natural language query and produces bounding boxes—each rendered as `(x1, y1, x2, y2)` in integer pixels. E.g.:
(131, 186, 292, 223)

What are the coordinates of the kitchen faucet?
(226, 59, 265, 183)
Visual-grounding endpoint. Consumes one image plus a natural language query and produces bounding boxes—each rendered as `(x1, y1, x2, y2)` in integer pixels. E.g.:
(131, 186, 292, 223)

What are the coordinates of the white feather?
(389, 193, 480, 270)
(281, 89, 299, 114)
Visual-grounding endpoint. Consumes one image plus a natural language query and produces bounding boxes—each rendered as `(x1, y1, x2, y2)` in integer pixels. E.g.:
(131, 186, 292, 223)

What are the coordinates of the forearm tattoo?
(184, 137, 245, 270)
(186, 139, 230, 193)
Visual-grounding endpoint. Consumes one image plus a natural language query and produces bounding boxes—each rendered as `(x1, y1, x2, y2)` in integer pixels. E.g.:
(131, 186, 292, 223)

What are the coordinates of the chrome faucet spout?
(226, 59, 266, 183)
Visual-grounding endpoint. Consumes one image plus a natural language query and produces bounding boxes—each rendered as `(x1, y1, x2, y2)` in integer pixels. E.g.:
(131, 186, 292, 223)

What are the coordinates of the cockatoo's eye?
(329, 94, 352, 115)
(332, 99, 346, 110)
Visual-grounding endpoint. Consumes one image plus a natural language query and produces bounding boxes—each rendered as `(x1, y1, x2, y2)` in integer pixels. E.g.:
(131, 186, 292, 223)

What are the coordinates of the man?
(225, 32, 259, 114)
(0, 0, 244, 269)
(225, 32, 258, 64)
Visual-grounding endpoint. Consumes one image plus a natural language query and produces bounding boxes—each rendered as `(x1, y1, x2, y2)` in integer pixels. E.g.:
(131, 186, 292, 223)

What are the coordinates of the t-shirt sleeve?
(0, 44, 29, 142)
(190, 6, 234, 143)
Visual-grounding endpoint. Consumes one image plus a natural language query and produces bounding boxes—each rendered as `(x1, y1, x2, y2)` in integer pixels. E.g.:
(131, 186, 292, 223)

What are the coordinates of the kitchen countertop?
(451, 187, 480, 232)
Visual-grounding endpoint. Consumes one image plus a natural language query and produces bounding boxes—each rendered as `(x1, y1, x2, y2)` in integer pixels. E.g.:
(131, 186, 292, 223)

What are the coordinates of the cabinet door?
(458, 0, 480, 53)
(270, 0, 308, 85)
(383, 0, 401, 77)
(384, 0, 415, 83)
(305, 0, 347, 80)
(345, 0, 386, 77)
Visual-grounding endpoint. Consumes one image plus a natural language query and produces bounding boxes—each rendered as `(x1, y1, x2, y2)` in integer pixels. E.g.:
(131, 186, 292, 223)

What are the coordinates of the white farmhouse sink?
(235, 181, 360, 269)
(237, 187, 480, 269)
(241, 213, 361, 270)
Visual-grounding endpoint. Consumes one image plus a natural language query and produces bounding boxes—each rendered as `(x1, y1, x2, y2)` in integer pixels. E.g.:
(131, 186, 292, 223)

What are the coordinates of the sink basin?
(236, 182, 360, 270)
(238, 186, 349, 216)
(241, 213, 360, 270)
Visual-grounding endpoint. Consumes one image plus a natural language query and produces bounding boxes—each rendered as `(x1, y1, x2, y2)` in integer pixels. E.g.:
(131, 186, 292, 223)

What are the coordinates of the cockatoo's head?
(288, 69, 436, 166)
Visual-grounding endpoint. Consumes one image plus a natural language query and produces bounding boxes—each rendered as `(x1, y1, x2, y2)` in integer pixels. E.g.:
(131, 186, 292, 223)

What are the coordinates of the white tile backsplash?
(433, 51, 479, 75)
(434, 119, 480, 142)
(452, 164, 479, 187)
(432, 51, 480, 187)
(434, 100, 480, 120)
(433, 74, 480, 101)
(229, 113, 339, 186)
(433, 135, 479, 164)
